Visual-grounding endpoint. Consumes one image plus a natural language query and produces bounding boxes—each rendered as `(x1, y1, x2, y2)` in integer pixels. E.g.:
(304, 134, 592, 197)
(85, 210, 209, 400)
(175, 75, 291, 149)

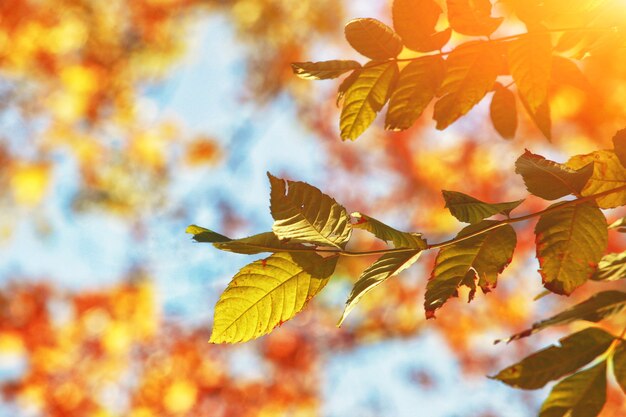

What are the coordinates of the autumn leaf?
(592, 251, 626, 281)
(392, 0, 451, 52)
(491, 327, 614, 389)
(344, 18, 403, 60)
(185, 225, 231, 243)
(340, 61, 398, 140)
(186, 227, 312, 255)
(566, 150, 626, 208)
(385, 55, 445, 131)
(447, 0, 503, 36)
(433, 42, 501, 130)
(425, 221, 516, 316)
(520, 95, 552, 140)
(442, 190, 523, 224)
(210, 252, 337, 343)
(612, 128, 626, 168)
(339, 250, 422, 325)
(515, 150, 593, 200)
(613, 342, 626, 394)
(508, 31, 552, 113)
(539, 361, 607, 417)
(490, 83, 518, 139)
(351, 212, 427, 249)
(551, 56, 590, 91)
(497, 291, 626, 343)
(609, 217, 626, 232)
(291, 60, 361, 80)
(535, 202, 607, 295)
(269, 173, 352, 248)
(336, 70, 361, 106)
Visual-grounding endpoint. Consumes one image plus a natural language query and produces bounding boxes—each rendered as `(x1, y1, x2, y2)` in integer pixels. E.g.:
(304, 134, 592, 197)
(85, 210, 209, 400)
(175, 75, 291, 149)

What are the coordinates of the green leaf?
(490, 83, 518, 139)
(520, 94, 551, 140)
(539, 361, 607, 417)
(613, 128, 626, 168)
(447, 0, 503, 36)
(566, 150, 626, 209)
(185, 225, 231, 243)
(515, 150, 593, 200)
(425, 221, 516, 316)
(498, 291, 626, 343)
(491, 327, 614, 389)
(609, 217, 626, 232)
(291, 60, 361, 80)
(613, 342, 626, 394)
(392, 0, 450, 52)
(340, 61, 399, 140)
(210, 252, 337, 343)
(535, 202, 607, 295)
(268, 173, 352, 249)
(508, 31, 552, 113)
(339, 250, 422, 326)
(385, 55, 445, 131)
(344, 18, 403, 60)
(592, 251, 626, 281)
(433, 42, 501, 130)
(351, 212, 427, 249)
(442, 190, 523, 224)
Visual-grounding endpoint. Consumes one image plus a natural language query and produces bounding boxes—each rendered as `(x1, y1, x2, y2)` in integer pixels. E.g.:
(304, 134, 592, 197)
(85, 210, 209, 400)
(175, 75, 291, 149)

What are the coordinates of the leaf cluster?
(292, 0, 625, 140)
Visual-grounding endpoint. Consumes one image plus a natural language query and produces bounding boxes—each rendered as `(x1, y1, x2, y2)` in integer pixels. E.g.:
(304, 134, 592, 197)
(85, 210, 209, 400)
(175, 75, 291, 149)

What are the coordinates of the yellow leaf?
(210, 252, 337, 343)
(340, 61, 398, 140)
(434, 42, 500, 129)
(508, 32, 552, 113)
(567, 150, 626, 208)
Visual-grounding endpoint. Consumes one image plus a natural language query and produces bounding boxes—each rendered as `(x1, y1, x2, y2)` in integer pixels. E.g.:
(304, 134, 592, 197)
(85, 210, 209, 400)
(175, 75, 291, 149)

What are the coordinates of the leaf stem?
(366, 26, 619, 68)
(309, 184, 626, 257)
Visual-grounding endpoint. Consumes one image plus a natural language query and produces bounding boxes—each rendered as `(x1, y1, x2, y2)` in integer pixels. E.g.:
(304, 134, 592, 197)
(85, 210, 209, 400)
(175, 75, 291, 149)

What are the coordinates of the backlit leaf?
(613, 342, 626, 394)
(498, 291, 626, 343)
(492, 328, 614, 389)
(591, 251, 626, 281)
(185, 225, 231, 243)
(447, 0, 503, 36)
(385, 55, 445, 131)
(609, 217, 626, 232)
(392, 0, 451, 52)
(490, 83, 518, 139)
(339, 250, 422, 326)
(291, 60, 361, 80)
(210, 252, 337, 343)
(425, 221, 516, 316)
(520, 95, 552, 140)
(186, 226, 314, 255)
(539, 361, 607, 417)
(551, 56, 590, 91)
(612, 128, 626, 168)
(433, 42, 500, 130)
(508, 31, 552, 112)
(535, 202, 607, 295)
(269, 173, 352, 248)
(566, 150, 626, 208)
(336, 70, 361, 106)
(351, 212, 427, 249)
(442, 190, 523, 224)
(515, 150, 593, 200)
(340, 61, 399, 140)
(344, 18, 403, 60)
